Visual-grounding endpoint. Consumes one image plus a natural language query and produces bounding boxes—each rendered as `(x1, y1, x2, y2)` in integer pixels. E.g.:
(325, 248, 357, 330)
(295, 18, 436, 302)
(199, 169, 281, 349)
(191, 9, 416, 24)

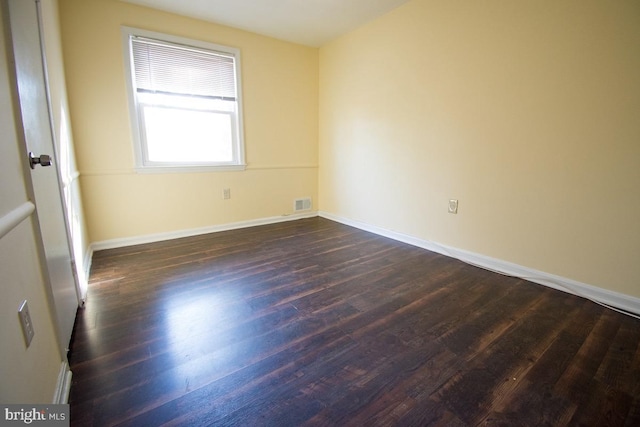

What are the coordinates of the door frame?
(34, 0, 86, 306)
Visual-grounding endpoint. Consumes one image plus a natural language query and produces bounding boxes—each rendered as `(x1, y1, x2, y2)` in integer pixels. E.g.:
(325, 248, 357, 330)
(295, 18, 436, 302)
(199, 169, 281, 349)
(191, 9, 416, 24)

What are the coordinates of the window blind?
(131, 37, 236, 100)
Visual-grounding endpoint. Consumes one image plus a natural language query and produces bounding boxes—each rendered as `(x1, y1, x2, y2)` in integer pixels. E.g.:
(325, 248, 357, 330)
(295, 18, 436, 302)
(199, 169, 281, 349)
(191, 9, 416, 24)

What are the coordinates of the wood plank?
(68, 217, 640, 426)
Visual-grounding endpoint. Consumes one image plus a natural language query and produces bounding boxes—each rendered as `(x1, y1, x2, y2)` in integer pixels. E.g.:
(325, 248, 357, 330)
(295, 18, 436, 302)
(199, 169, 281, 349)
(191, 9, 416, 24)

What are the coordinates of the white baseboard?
(80, 245, 93, 304)
(52, 362, 72, 404)
(85, 210, 640, 316)
(319, 211, 640, 316)
(83, 245, 93, 278)
(90, 211, 318, 252)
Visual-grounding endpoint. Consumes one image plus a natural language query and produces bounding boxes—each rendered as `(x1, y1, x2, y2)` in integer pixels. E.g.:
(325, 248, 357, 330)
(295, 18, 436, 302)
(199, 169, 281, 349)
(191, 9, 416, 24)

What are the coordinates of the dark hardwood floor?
(68, 217, 640, 426)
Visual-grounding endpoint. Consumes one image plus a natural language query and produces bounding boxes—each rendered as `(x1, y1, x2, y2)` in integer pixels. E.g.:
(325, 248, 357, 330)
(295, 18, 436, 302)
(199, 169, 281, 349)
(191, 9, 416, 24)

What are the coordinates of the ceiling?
(120, 0, 412, 47)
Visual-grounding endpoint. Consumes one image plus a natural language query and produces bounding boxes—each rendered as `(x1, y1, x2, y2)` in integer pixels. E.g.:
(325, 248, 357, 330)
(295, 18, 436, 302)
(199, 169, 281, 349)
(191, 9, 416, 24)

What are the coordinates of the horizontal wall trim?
(0, 201, 35, 240)
(246, 164, 319, 170)
(80, 169, 134, 177)
(62, 170, 80, 187)
(91, 211, 318, 251)
(319, 211, 640, 316)
(80, 164, 319, 177)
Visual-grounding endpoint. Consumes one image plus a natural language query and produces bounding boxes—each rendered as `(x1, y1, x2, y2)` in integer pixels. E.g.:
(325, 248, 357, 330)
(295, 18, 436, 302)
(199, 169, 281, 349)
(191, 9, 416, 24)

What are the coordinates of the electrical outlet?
(448, 199, 459, 214)
(18, 300, 34, 347)
(223, 188, 231, 200)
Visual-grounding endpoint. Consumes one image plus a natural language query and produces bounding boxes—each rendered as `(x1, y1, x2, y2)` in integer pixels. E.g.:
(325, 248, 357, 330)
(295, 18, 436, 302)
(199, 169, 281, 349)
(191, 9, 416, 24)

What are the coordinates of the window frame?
(121, 27, 246, 173)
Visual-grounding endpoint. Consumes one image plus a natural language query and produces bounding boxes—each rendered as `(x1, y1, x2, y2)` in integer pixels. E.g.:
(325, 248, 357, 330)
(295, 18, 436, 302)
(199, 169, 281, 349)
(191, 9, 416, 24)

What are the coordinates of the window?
(122, 27, 245, 171)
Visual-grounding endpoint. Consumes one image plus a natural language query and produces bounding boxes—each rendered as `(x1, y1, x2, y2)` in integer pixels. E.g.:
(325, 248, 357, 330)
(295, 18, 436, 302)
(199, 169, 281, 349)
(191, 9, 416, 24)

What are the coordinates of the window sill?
(135, 164, 247, 174)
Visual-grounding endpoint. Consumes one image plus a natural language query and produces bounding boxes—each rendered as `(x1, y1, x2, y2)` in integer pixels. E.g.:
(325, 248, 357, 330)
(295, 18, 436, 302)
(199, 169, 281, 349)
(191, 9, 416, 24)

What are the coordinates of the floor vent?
(294, 198, 312, 212)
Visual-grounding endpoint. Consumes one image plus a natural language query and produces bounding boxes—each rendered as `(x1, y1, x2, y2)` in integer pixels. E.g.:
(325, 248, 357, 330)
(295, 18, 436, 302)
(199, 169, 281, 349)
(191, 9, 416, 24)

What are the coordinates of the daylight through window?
(123, 28, 245, 171)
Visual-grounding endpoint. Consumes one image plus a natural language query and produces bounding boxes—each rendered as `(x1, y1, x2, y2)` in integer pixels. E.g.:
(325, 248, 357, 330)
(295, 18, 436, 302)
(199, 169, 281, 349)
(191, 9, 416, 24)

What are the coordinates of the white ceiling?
(120, 0, 412, 47)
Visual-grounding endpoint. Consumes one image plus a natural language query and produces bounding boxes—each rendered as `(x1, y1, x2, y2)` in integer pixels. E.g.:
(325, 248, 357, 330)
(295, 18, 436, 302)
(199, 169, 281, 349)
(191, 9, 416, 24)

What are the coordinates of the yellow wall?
(319, 0, 640, 297)
(58, 0, 318, 243)
(58, 0, 640, 299)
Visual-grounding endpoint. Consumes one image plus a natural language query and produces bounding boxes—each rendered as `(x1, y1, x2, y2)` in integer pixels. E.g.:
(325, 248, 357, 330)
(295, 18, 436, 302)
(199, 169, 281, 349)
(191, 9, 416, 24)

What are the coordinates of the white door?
(7, 0, 78, 355)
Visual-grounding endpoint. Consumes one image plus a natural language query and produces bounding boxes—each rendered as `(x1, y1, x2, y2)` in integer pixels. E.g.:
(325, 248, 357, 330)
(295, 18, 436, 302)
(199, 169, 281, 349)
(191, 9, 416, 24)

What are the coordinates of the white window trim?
(121, 26, 246, 173)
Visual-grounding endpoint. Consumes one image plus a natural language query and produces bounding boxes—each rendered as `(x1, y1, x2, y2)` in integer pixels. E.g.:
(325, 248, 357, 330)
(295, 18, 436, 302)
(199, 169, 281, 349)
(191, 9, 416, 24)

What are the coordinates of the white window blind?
(131, 37, 237, 101)
(122, 27, 245, 171)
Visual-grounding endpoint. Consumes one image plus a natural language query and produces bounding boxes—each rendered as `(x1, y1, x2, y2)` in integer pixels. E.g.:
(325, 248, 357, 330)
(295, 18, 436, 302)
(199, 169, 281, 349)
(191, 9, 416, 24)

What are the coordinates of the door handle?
(29, 152, 52, 169)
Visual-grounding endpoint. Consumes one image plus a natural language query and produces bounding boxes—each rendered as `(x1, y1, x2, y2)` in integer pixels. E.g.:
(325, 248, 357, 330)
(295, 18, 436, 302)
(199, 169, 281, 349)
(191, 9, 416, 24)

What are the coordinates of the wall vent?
(294, 198, 312, 212)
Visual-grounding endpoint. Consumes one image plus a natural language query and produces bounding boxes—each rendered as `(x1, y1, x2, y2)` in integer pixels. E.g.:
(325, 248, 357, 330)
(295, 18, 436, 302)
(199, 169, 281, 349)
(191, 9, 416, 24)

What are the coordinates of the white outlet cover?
(18, 300, 34, 347)
(448, 199, 459, 214)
